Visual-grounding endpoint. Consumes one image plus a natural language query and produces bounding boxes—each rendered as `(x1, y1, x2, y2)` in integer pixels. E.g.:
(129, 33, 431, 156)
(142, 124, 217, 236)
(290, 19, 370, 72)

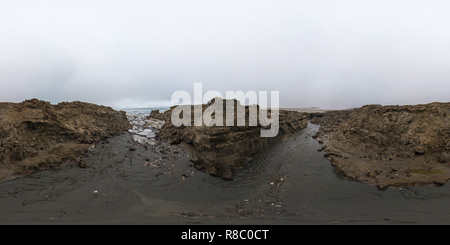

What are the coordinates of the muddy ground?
(4, 123, 450, 224)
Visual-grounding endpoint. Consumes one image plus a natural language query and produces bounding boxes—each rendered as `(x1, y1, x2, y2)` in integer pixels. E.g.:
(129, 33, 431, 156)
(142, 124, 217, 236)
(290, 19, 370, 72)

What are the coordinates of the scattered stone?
(126, 111, 164, 146)
(138, 129, 156, 138)
(78, 159, 87, 168)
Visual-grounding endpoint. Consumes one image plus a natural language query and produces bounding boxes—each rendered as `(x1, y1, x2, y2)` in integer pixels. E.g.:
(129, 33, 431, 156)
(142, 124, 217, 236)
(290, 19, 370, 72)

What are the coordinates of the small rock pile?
(126, 112, 165, 146)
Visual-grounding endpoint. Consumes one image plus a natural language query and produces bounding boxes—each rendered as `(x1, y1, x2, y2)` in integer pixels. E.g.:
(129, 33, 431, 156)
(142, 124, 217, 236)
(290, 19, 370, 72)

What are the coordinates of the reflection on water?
(2, 123, 450, 224)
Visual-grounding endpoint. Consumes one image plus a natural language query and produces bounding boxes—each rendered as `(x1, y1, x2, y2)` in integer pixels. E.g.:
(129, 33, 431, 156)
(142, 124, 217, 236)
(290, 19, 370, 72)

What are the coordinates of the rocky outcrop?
(149, 98, 307, 179)
(148, 109, 171, 121)
(313, 102, 450, 189)
(0, 99, 131, 181)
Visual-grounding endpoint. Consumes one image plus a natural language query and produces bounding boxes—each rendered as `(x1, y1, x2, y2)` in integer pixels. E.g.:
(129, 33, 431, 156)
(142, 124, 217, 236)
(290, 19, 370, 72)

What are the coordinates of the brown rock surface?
(149, 98, 307, 179)
(312, 102, 450, 189)
(0, 99, 131, 182)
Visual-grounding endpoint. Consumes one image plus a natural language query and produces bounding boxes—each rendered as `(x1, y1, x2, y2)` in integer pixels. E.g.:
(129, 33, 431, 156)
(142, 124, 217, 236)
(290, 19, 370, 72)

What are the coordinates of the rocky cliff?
(313, 102, 450, 189)
(149, 98, 307, 179)
(0, 99, 131, 181)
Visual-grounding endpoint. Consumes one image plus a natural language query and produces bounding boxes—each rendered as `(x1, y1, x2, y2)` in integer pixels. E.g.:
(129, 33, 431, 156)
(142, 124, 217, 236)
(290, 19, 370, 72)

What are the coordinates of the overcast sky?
(1, 0, 450, 109)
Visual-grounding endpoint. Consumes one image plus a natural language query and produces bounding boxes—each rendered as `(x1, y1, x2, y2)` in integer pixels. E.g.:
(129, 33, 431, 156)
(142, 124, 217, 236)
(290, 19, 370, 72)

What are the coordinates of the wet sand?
(3, 123, 450, 224)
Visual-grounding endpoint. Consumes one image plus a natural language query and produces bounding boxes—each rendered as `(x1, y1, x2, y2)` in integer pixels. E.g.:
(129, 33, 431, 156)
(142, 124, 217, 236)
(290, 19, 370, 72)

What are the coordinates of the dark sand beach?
(3, 101, 450, 224)
(3, 122, 450, 224)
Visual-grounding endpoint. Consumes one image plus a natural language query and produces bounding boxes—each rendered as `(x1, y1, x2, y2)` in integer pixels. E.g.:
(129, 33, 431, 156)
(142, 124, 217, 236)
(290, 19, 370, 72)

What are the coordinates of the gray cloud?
(1, 0, 450, 109)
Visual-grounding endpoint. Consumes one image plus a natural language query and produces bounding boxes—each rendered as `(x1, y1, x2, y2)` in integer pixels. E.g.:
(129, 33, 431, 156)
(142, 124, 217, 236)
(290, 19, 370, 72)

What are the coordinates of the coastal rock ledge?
(312, 102, 450, 189)
(0, 99, 131, 182)
(149, 98, 307, 179)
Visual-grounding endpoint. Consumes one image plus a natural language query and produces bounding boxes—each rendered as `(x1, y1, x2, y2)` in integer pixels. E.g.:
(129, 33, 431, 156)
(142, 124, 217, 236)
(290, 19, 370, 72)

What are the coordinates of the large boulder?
(0, 99, 131, 181)
(149, 98, 307, 179)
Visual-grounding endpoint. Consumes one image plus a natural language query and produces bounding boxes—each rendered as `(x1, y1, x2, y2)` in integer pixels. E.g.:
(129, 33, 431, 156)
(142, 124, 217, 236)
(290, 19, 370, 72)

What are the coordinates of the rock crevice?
(149, 98, 307, 179)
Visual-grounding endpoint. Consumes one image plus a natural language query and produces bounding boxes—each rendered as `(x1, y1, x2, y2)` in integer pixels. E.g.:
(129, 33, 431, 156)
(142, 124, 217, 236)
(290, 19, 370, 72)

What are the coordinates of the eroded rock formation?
(0, 99, 131, 181)
(149, 98, 307, 179)
(313, 102, 450, 189)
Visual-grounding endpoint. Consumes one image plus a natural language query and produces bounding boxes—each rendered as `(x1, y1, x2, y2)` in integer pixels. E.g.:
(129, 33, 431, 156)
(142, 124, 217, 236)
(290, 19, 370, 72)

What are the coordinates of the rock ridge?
(149, 98, 307, 179)
(0, 98, 131, 181)
(312, 102, 450, 189)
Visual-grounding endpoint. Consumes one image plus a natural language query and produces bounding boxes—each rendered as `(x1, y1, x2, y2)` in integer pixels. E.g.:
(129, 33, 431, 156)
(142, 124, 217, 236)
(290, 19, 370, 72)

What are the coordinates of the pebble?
(78, 159, 87, 168)
(137, 129, 156, 138)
